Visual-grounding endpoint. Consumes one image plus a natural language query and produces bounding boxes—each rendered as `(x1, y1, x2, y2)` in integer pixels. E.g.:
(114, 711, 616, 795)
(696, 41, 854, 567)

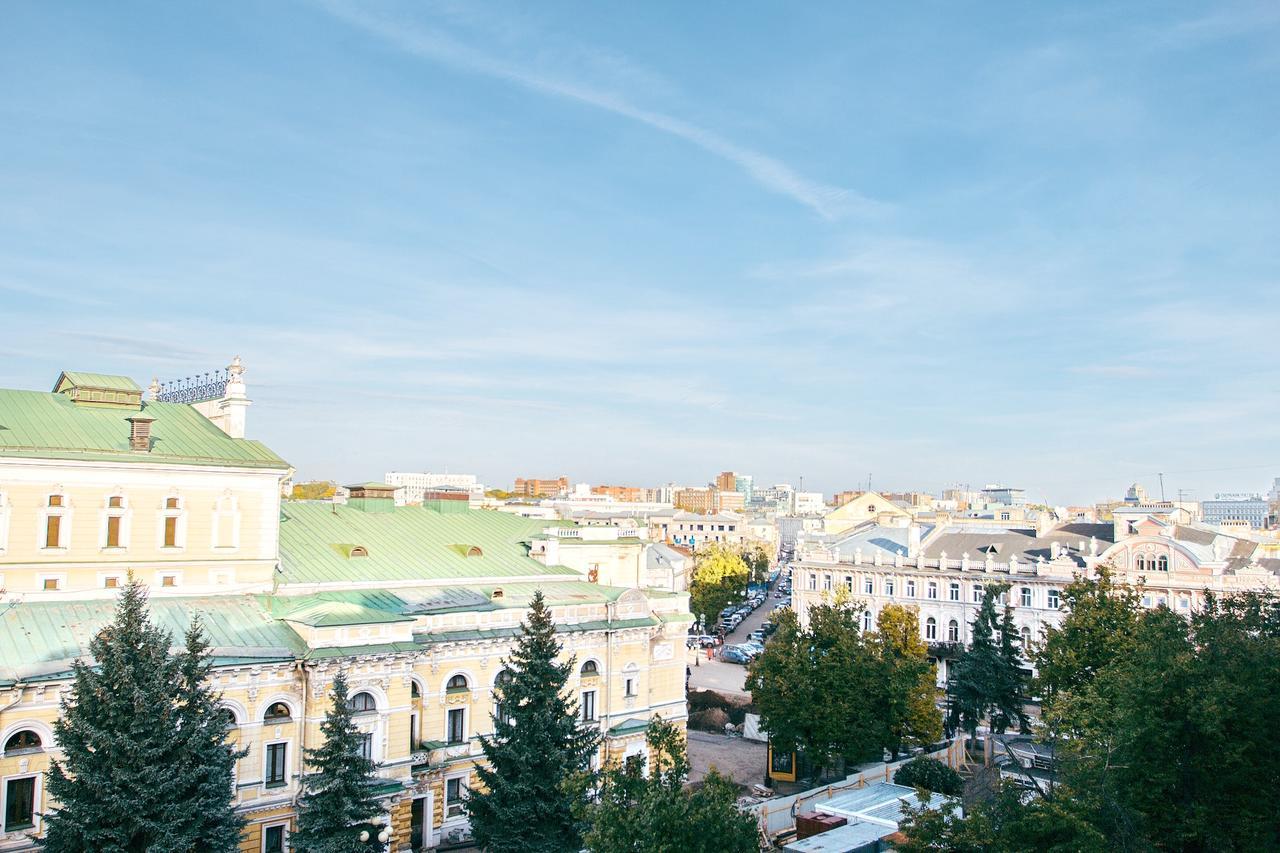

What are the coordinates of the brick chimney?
(127, 415, 155, 451)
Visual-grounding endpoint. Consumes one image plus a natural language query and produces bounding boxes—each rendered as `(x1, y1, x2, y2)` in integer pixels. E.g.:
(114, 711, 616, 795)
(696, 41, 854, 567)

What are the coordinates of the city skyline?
(2, 2, 1277, 504)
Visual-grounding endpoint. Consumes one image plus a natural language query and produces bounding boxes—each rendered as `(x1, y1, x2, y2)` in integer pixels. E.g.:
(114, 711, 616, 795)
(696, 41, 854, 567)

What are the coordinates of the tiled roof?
(0, 388, 288, 469)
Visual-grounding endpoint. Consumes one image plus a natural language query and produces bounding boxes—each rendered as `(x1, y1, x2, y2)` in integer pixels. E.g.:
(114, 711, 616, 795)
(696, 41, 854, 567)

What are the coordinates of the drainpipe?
(0, 682, 26, 715)
(293, 660, 313, 806)
(604, 601, 615, 749)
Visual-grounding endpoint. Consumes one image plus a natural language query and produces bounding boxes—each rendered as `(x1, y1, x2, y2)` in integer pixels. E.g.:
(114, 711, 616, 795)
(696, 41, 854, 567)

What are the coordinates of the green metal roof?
(0, 595, 307, 684)
(278, 503, 581, 586)
(0, 388, 289, 469)
(607, 718, 650, 736)
(54, 372, 142, 392)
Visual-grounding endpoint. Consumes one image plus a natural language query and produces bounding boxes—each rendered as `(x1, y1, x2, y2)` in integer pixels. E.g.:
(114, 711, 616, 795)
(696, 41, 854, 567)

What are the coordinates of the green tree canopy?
(467, 590, 599, 853)
(291, 672, 384, 853)
(689, 543, 749, 627)
(874, 605, 943, 758)
(41, 578, 243, 853)
(893, 755, 963, 797)
(580, 716, 758, 853)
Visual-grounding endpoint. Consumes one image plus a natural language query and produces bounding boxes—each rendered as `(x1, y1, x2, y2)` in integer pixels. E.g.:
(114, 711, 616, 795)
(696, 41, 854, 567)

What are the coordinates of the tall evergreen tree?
(946, 582, 1028, 737)
(41, 578, 241, 852)
(167, 619, 248, 851)
(467, 590, 599, 853)
(292, 672, 384, 853)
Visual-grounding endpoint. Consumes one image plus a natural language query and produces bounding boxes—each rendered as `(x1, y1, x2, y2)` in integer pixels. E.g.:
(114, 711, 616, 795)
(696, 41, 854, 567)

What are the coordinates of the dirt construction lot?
(686, 729, 767, 789)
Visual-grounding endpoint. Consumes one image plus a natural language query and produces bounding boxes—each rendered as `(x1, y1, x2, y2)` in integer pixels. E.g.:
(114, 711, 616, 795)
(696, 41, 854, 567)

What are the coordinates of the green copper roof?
(607, 718, 650, 736)
(54, 372, 141, 392)
(278, 503, 581, 586)
(0, 595, 307, 684)
(0, 388, 289, 469)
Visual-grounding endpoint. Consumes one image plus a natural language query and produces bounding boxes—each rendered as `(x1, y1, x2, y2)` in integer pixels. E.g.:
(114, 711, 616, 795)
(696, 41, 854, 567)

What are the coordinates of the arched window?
(1020, 626, 1031, 646)
(580, 660, 599, 677)
(347, 692, 377, 714)
(447, 674, 469, 691)
(349, 546, 368, 558)
(219, 707, 238, 728)
(947, 620, 959, 642)
(264, 702, 292, 722)
(411, 681, 420, 699)
(1157, 555, 1169, 572)
(862, 610, 873, 632)
(1135, 555, 1146, 572)
(925, 617, 937, 640)
(4, 730, 42, 753)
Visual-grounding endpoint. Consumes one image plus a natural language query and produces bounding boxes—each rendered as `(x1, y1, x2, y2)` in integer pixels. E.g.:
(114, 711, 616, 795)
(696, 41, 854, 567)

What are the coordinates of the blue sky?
(1, 1, 1277, 504)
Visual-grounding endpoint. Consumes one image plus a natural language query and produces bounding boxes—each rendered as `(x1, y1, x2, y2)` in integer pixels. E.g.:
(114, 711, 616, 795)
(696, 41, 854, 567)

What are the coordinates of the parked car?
(747, 629, 766, 643)
(761, 621, 778, 636)
(720, 647, 752, 665)
(740, 640, 766, 655)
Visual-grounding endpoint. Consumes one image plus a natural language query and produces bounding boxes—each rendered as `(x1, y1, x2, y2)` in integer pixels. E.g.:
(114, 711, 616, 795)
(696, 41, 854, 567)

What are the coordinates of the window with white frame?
(947, 619, 959, 642)
(845, 575, 854, 593)
(885, 578, 895, 597)
(264, 741, 288, 788)
(949, 582, 960, 601)
(42, 493, 68, 549)
(862, 610, 872, 632)
(262, 823, 287, 853)
(1020, 626, 1031, 646)
(925, 617, 937, 640)
(906, 579, 916, 598)
(863, 577, 873, 595)
(807, 572, 816, 591)
(161, 496, 184, 549)
(102, 494, 127, 549)
(581, 689, 596, 722)
(822, 574, 832, 592)
(444, 775, 467, 819)
(1047, 589, 1060, 609)
(446, 708, 466, 744)
(1020, 587, 1032, 607)
(972, 585, 983, 603)
(3, 773, 37, 832)
(927, 581, 938, 600)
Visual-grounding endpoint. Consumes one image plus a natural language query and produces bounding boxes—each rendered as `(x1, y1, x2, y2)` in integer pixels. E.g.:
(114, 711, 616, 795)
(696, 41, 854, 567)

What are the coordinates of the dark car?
(720, 647, 752, 665)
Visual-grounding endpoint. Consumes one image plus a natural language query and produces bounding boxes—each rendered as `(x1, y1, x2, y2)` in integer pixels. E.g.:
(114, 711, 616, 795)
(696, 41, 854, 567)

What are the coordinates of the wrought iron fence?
(155, 369, 229, 404)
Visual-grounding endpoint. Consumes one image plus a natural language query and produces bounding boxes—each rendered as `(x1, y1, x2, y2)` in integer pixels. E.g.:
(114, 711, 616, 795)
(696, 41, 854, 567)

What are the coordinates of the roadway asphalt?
(687, 576, 790, 697)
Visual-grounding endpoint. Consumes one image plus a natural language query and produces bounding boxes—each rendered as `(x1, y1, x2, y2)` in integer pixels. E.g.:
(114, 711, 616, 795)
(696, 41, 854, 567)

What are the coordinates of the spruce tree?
(292, 672, 384, 853)
(467, 590, 600, 853)
(42, 578, 240, 852)
(946, 582, 1028, 737)
(167, 619, 248, 851)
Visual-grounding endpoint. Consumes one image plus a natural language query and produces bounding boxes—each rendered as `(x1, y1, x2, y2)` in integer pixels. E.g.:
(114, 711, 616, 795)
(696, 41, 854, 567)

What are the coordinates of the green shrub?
(893, 755, 964, 796)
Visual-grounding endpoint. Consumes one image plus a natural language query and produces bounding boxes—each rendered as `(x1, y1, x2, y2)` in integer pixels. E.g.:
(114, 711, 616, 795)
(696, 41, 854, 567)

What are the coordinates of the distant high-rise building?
(715, 471, 737, 492)
(674, 487, 719, 514)
(513, 477, 570, 498)
(734, 474, 754, 503)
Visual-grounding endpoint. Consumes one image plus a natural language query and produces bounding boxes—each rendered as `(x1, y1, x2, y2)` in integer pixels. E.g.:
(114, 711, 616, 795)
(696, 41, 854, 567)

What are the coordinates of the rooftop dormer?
(52, 372, 143, 410)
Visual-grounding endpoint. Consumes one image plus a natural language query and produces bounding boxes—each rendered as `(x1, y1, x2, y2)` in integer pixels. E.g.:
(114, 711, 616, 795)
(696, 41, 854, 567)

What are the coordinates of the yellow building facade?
(0, 369, 691, 852)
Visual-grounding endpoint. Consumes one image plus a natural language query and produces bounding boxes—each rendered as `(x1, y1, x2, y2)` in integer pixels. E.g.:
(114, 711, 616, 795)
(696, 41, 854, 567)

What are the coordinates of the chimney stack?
(127, 415, 155, 451)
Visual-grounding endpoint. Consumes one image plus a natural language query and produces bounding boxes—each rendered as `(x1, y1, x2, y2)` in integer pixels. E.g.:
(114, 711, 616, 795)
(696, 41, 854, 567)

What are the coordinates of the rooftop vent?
(345, 482, 396, 513)
(126, 415, 155, 452)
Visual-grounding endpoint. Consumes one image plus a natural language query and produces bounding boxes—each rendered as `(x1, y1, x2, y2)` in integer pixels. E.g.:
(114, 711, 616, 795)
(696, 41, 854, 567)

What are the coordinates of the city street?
(688, 576, 789, 697)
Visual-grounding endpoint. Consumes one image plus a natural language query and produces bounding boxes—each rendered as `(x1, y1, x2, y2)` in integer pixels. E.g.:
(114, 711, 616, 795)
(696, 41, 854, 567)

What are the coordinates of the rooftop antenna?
(1158, 472, 1166, 502)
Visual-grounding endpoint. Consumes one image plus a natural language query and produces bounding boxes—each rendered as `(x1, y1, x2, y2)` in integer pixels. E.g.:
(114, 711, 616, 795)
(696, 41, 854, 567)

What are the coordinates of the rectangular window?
(160, 574, 176, 588)
(445, 777, 466, 818)
(4, 776, 35, 831)
(972, 586, 982, 603)
(263, 824, 286, 853)
(822, 575, 832, 591)
(409, 713, 418, 752)
(106, 515, 122, 547)
(624, 677, 637, 697)
(863, 578, 873, 595)
(42, 577, 60, 591)
(885, 579, 895, 597)
(1047, 589, 1060, 609)
(104, 576, 120, 589)
(807, 573, 816, 591)
(906, 579, 915, 598)
(164, 516, 178, 548)
(581, 690, 596, 722)
(45, 515, 61, 548)
(358, 733, 373, 761)
(949, 582, 960, 602)
(447, 708, 465, 744)
(1021, 587, 1032, 607)
(265, 742, 287, 787)
(927, 582, 938, 600)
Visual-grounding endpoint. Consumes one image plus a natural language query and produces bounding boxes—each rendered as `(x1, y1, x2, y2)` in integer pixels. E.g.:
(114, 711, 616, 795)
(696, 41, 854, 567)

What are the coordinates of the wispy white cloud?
(314, 0, 879, 220)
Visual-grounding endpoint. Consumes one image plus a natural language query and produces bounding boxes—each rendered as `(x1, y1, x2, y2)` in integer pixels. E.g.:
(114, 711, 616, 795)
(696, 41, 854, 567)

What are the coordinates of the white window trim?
(97, 571, 125, 590)
(38, 497, 70, 552)
(37, 573, 67, 593)
(445, 706, 467, 745)
(262, 739, 290, 791)
(2, 771, 41, 834)
(212, 495, 242, 550)
(443, 772, 468, 821)
(99, 496, 131, 551)
(159, 496, 187, 551)
(155, 570, 183, 590)
(260, 821, 289, 853)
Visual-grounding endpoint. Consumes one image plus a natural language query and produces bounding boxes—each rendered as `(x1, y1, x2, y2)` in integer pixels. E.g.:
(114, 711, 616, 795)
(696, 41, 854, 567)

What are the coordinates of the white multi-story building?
(792, 510, 1280, 686)
(384, 471, 484, 506)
